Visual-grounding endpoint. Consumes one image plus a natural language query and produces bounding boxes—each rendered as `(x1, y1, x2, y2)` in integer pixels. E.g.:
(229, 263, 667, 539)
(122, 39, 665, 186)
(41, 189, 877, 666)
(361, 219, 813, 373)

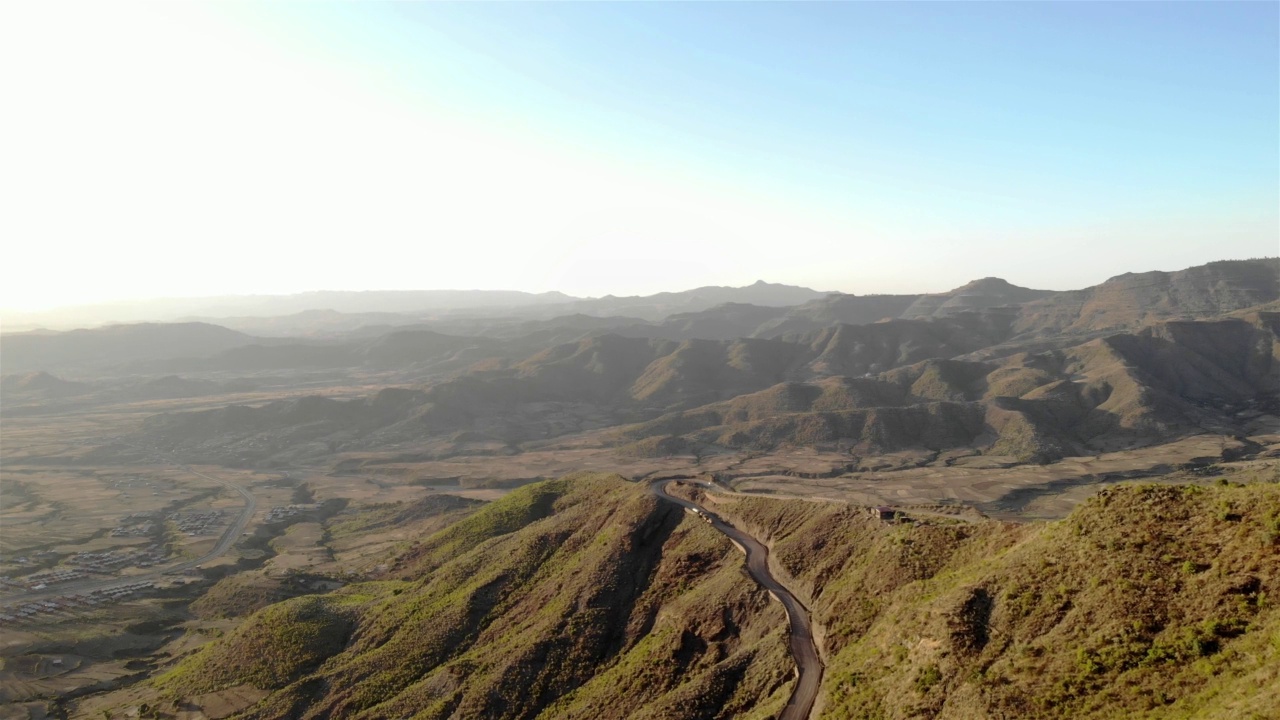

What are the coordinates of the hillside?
(552, 280, 829, 321)
(631, 259, 1279, 344)
(795, 313, 1015, 377)
(3, 260, 1273, 379)
(0, 370, 90, 398)
(755, 294, 923, 337)
(154, 475, 795, 720)
(628, 303, 793, 342)
(128, 309, 1279, 467)
(360, 329, 500, 370)
(109, 473, 1280, 719)
(0, 322, 255, 373)
(1012, 259, 1280, 339)
(132, 387, 438, 466)
(616, 314, 1280, 461)
(900, 277, 1054, 320)
(0, 281, 822, 331)
(124, 319, 1029, 464)
(695, 477, 1280, 719)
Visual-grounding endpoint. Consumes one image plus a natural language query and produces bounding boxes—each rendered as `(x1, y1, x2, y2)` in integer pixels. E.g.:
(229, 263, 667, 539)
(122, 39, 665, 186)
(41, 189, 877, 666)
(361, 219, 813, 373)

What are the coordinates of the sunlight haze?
(4, 5, 1280, 716)
(2, 1, 1276, 312)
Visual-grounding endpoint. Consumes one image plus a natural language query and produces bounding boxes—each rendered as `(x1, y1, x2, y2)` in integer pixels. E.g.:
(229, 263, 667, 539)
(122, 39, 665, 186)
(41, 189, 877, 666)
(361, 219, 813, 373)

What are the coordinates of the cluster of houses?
(265, 504, 318, 524)
(107, 476, 172, 500)
(66, 545, 167, 572)
(2, 569, 87, 590)
(4, 550, 60, 566)
(111, 511, 161, 537)
(0, 581, 155, 624)
(111, 509, 226, 537)
(110, 521, 156, 537)
(172, 510, 225, 535)
(108, 509, 228, 539)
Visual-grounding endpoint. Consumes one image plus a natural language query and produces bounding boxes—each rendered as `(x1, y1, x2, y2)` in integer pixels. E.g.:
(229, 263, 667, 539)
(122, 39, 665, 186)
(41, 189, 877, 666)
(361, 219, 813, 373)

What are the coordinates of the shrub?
(914, 664, 942, 693)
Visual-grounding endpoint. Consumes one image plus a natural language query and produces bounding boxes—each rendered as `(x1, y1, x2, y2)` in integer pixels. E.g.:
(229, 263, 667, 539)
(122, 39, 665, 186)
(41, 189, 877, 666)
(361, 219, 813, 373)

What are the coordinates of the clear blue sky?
(343, 1, 1279, 224)
(3, 1, 1277, 309)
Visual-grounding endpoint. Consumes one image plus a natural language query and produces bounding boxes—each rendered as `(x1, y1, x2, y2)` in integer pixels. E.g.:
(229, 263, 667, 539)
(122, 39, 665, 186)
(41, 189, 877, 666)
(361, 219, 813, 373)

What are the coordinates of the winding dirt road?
(649, 479, 823, 720)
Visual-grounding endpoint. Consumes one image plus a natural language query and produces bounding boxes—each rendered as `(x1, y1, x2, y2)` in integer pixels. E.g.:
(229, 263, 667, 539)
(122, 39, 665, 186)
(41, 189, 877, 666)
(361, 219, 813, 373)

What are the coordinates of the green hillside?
(698, 477, 1280, 719)
(157, 475, 794, 720)
(136, 471, 1280, 719)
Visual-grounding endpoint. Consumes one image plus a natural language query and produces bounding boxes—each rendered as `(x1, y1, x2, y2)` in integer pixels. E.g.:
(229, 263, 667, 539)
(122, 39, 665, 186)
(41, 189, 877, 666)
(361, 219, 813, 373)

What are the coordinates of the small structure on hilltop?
(873, 506, 898, 522)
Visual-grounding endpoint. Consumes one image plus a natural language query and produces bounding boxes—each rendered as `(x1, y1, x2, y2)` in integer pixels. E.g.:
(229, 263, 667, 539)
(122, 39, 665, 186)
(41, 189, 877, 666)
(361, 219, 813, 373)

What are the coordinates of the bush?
(914, 664, 942, 693)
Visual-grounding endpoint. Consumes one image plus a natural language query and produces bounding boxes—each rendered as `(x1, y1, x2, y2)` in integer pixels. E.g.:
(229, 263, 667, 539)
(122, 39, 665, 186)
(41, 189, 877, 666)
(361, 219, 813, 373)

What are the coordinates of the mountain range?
(0, 280, 829, 333)
(5, 259, 1275, 371)
(7, 257, 1280, 720)
(5, 258, 1271, 470)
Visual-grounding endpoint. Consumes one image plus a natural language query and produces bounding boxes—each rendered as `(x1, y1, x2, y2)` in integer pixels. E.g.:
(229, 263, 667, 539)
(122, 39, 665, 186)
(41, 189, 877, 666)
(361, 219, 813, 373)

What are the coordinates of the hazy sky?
(3, 1, 1277, 311)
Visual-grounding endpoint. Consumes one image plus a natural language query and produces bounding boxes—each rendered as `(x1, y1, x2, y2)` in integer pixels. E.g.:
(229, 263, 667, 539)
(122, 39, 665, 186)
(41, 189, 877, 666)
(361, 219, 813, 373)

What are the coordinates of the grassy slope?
(153, 469, 1280, 720)
(161, 595, 355, 694)
(704, 473, 1280, 719)
(157, 474, 793, 720)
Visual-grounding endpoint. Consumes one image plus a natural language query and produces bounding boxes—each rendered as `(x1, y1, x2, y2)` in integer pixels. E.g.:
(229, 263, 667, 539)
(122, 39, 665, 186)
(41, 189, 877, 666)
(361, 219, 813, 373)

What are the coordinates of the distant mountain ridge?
(131, 309, 1279, 467)
(0, 322, 256, 373)
(1011, 258, 1280, 337)
(1, 281, 828, 332)
(3, 259, 1275, 380)
(614, 258, 1279, 343)
(0, 370, 89, 398)
(618, 311, 1280, 462)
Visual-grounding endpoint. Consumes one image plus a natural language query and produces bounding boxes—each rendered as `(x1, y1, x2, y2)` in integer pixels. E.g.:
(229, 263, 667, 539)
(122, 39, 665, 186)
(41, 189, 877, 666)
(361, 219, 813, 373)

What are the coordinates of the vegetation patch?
(160, 595, 354, 694)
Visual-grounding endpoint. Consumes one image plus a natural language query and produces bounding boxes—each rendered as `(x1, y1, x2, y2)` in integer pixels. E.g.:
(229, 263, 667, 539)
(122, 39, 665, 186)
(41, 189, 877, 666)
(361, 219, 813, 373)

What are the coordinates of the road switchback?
(649, 479, 823, 720)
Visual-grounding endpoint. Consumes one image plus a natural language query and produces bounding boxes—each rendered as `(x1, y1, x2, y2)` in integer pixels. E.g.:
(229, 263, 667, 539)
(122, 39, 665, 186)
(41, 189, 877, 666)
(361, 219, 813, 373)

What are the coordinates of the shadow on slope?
(157, 475, 795, 720)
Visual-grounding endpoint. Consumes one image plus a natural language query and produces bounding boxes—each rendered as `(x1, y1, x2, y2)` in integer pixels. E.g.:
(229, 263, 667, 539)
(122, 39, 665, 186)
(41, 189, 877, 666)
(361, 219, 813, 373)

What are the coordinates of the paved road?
(169, 465, 258, 572)
(1, 465, 256, 605)
(649, 479, 823, 720)
(654, 473, 982, 525)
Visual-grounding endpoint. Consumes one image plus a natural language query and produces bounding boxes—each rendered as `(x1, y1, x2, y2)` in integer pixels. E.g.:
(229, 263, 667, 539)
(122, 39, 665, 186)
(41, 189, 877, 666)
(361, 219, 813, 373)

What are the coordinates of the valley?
(2, 259, 1279, 719)
(6, 0, 1278, 715)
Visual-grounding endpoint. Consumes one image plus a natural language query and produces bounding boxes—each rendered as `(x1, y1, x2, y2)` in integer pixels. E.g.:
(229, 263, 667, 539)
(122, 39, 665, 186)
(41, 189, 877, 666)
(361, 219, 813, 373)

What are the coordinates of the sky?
(2, 1, 1277, 312)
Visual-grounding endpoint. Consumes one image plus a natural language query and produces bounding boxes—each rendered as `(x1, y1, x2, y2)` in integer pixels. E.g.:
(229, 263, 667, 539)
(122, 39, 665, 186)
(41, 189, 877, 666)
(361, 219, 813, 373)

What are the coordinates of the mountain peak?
(957, 276, 1016, 291)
